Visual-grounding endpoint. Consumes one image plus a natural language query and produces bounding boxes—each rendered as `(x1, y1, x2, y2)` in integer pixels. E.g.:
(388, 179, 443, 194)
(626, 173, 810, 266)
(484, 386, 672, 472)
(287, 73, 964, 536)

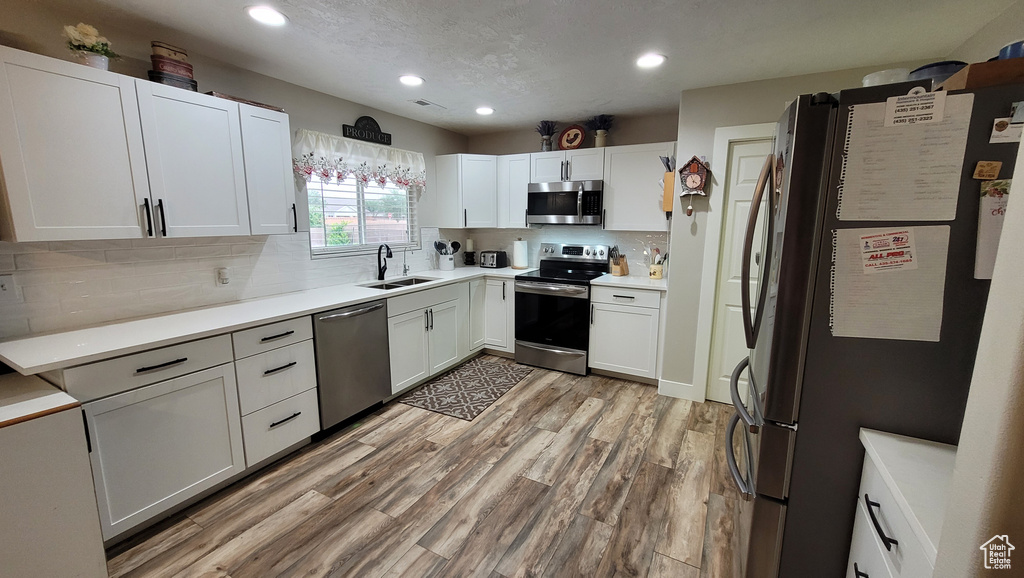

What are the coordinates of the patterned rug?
(399, 357, 534, 421)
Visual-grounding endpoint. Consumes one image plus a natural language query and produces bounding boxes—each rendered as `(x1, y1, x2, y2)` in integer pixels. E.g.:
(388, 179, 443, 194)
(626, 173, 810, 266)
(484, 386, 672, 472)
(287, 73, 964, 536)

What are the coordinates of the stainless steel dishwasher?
(313, 299, 392, 430)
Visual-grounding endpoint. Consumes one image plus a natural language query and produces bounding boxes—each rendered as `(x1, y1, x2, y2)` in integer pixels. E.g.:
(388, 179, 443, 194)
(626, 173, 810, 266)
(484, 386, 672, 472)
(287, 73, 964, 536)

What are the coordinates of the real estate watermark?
(980, 535, 1014, 570)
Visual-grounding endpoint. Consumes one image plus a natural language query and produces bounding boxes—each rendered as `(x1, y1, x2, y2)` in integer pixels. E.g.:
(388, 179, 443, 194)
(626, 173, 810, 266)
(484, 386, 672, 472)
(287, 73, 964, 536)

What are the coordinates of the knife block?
(611, 257, 629, 276)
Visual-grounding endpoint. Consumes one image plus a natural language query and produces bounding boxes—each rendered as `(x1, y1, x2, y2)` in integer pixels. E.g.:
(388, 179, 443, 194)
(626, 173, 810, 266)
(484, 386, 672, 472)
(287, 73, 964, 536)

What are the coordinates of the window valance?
(292, 128, 427, 190)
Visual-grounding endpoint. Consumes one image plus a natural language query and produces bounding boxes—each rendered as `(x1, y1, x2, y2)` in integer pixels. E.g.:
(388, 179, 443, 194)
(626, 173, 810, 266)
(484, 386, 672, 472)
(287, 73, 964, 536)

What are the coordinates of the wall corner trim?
(658, 378, 704, 402)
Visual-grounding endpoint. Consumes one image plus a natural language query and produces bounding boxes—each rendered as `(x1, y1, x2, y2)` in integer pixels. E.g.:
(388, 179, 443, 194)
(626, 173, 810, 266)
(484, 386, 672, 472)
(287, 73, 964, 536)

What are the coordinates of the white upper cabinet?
(497, 153, 530, 228)
(137, 81, 251, 237)
(565, 149, 605, 181)
(435, 154, 496, 228)
(239, 104, 296, 235)
(0, 46, 150, 241)
(529, 149, 605, 183)
(603, 141, 675, 231)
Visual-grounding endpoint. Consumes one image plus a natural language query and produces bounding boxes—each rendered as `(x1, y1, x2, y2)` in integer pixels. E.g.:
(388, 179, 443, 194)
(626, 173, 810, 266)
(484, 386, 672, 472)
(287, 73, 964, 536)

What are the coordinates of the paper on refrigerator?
(837, 94, 974, 221)
(831, 226, 949, 341)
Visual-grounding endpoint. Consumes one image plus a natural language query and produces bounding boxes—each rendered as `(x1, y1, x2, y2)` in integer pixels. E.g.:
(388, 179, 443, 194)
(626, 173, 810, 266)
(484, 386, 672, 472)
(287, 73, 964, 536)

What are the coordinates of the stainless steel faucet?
(377, 244, 392, 280)
(402, 249, 410, 276)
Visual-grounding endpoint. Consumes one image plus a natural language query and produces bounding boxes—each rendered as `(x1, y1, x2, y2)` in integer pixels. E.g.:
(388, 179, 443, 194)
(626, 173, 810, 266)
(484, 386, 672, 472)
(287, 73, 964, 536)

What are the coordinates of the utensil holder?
(439, 254, 455, 271)
(611, 257, 629, 276)
(649, 264, 663, 280)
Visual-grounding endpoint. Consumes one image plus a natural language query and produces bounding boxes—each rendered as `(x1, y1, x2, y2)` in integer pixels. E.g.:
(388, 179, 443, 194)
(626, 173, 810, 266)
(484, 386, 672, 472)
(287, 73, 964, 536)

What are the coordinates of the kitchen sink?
(360, 277, 438, 290)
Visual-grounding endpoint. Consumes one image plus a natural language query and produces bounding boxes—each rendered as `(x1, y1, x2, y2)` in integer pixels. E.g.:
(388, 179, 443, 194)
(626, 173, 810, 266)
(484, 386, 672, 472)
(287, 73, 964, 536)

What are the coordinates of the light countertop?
(591, 274, 669, 292)
(859, 428, 957, 566)
(0, 266, 531, 375)
(0, 373, 80, 427)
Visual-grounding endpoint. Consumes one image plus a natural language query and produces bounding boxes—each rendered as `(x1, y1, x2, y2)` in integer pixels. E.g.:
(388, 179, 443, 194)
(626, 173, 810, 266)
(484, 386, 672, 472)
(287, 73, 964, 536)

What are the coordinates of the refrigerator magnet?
(990, 117, 1022, 143)
(973, 161, 1003, 180)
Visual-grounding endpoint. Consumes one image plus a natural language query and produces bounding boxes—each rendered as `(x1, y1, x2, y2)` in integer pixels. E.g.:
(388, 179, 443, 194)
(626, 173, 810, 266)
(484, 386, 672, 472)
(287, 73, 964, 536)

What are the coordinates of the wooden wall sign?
(343, 116, 392, 145)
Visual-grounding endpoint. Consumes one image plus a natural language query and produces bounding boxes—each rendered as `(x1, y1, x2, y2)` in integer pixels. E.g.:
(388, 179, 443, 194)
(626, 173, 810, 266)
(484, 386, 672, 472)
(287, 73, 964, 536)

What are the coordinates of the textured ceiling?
(76, 0, 1015, 134)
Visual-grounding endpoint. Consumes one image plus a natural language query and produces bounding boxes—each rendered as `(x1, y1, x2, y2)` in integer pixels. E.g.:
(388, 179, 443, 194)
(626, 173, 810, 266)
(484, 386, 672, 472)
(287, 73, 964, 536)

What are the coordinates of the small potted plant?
(536, 120, 558, 151)
(63, 23, 118, 70)
(585, 114, 615, 147)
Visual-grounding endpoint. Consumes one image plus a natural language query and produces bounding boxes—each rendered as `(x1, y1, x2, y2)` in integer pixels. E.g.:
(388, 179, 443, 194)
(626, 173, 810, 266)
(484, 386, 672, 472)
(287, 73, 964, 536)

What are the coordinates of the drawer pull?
(263, 361, 297, 376)
(270, 412, 302, 429)
(260, 330, 295, 343)
(864, 494, 899, 551)
(854, 563, 869, 578)
(135, 357, 188, 374)
(612, 294, 635, 300)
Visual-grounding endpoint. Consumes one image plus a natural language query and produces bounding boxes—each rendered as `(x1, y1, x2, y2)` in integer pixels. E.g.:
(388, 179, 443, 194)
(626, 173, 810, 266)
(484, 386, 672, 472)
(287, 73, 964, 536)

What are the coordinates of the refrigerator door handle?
(730, 357, 760, 432)
(741, 154, 775, 349)
(725, 413, 756, 500)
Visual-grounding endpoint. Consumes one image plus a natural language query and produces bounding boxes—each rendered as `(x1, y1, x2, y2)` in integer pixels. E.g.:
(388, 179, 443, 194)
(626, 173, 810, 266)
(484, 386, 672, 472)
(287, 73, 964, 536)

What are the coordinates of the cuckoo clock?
(679, 155, 710, 216)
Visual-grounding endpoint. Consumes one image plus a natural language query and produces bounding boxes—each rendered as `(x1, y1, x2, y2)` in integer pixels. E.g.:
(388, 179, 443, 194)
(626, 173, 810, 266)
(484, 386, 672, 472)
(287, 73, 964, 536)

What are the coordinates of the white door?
(530, 151, 565, 182)
(461, 155, 496, 227)
(706, 138, 773, 403)
(469, 279, 486, 351)
(589, 303, 660, 379)
(565, 148, 604, 181)
(84, 363, 245, 541)
(497, 153, 530, 228)
(484, 279, 509, 350)
(239, 103, 295, 235)
(136, 82, 251, 237)
(428, 299, 460, 374)
(603, 142, 675, 231)
(388, 308, 430, 393)
(0, 46, 149, 241)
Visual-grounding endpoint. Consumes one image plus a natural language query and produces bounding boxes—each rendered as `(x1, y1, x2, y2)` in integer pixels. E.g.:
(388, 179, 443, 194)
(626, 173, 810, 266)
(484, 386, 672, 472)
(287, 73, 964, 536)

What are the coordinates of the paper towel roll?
(512, 240, 528, 269)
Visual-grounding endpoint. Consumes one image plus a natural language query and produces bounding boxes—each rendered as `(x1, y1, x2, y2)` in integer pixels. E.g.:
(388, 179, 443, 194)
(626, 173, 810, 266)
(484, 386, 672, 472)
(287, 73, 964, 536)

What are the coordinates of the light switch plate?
(0, 274, 19, 303)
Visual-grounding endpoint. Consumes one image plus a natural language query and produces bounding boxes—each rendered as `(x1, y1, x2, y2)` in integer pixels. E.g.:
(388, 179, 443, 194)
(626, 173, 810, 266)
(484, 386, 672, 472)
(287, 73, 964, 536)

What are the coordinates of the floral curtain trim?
(292, 128, 426, 190)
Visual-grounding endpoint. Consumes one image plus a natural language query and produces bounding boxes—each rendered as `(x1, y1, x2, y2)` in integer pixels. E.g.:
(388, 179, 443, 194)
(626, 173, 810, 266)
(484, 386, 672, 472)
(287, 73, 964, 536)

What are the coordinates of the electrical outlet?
(0, 274, 19, 303)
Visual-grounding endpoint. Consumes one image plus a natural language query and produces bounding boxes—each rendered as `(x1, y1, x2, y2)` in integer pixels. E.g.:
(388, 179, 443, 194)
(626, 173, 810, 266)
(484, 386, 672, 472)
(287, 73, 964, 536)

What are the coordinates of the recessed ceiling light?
(399, 75, 425, 86)
(247, 6, 288, 26)
(636, 53, 666, 68)
(476, 106, 494, 115)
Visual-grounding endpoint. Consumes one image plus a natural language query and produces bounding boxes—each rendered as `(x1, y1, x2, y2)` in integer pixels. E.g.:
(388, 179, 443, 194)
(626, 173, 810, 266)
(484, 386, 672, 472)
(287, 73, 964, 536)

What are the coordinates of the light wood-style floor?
(107, 356, 741, 577)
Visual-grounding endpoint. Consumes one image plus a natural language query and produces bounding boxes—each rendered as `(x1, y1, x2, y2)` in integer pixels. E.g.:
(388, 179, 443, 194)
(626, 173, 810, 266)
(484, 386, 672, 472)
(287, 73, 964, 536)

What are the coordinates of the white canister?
(439, 254, 455, 271)
(512, 240, 528, 269)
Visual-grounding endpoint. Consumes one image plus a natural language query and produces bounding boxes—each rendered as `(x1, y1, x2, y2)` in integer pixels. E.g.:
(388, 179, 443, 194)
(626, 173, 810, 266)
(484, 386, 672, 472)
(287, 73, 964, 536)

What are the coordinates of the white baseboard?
(658, 378, 705, 402)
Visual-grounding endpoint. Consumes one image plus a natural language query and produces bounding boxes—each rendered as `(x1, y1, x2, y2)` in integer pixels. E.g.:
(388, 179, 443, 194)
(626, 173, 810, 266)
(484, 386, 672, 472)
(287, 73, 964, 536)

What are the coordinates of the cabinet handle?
(591, 304, 594, 324)
(565, 160, 571, 181)
(135, 357, 187, 374)
(263, 361, 297, 376)
(429, 309, 434, 330)
(612, 295, 635, 301)
(525, 208, 528, 227)
(425, 309, 429, 330)
(502, 281, 506, 301)
(602, 209, 606, 230)
(854, 563, 869, 578)
(157, 198, 167, 236)
(864, 494, 899, 551)
(292, 203, 298, 233)
(142, 198, 154, 237)
(464, 209, 467, 227)
(269, 412, 301, 429)
(260, 330, 295, 343)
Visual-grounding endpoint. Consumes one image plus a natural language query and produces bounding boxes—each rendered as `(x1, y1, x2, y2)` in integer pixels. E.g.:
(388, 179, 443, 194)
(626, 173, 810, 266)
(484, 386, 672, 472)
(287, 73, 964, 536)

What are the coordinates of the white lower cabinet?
(848, 498, 894, 578)
(588, 286, 661, 379)
(428, 300, 460, 374)
(485, 278, 514, 352)
(240, 388, 320, 466)
(83, 363, 245, 541)
(388, 308, 432, 393)
(387, 290, 463, 394)
(469, 279, 486, 351)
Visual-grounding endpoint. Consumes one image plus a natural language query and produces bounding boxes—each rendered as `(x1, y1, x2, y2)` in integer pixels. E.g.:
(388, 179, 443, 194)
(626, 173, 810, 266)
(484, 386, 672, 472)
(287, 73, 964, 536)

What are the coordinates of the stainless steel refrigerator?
(725, 82, 1024, 577)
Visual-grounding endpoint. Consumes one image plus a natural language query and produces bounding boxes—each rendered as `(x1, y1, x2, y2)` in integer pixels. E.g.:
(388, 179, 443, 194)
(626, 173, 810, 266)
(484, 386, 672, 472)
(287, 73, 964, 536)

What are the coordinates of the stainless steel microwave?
(526, 180, 603, 225)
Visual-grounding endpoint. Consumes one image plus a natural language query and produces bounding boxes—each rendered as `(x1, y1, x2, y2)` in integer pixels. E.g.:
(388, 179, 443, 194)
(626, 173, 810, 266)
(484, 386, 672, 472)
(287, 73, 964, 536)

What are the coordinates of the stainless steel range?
(514, 243, 609, 375)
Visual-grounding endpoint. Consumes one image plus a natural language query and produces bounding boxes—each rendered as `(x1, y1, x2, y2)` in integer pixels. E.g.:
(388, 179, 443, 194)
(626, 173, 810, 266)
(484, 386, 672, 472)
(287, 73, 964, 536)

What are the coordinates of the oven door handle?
(515, 281, 589, 299)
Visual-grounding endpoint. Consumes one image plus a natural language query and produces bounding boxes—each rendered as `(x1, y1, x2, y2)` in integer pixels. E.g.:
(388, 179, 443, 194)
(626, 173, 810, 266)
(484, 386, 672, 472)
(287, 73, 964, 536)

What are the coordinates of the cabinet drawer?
(235, 340, 317, 415)
(859, 456, 933, 577)
(63, 335, 233, 401)
(591, 286, 661, 309)
(847, 498, 895, 578)
(232, 316, 313, 359)
(241, 388, 319, 466)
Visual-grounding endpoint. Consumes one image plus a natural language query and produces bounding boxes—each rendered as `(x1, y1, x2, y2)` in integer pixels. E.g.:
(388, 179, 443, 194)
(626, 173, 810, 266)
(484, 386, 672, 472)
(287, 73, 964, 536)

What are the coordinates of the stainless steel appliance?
(726, 83, 1024, 577)
(313, 300, 392, 429)
(514, 243, 609, 374)
(479, 250, 508, 268)
(526, 180, 603, 225)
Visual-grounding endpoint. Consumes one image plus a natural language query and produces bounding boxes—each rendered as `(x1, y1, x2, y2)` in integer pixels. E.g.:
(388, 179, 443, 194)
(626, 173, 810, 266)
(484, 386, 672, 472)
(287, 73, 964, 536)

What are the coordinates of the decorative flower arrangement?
(535, 120, 558, 137)
(585, 114, 615, 132)
(63, 23, 118, 58)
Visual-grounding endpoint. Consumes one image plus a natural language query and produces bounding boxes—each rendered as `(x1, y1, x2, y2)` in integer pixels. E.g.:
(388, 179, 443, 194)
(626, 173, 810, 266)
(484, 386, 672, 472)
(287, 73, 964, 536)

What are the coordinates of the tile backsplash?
(0, 229, 441, 339)
(438, 227, 669, 273)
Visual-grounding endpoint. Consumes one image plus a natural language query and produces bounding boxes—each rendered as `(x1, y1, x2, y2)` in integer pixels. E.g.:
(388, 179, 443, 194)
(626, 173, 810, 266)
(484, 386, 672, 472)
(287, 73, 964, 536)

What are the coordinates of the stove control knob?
(599, 249, 605, 257)
(585, 249, 591, 256)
